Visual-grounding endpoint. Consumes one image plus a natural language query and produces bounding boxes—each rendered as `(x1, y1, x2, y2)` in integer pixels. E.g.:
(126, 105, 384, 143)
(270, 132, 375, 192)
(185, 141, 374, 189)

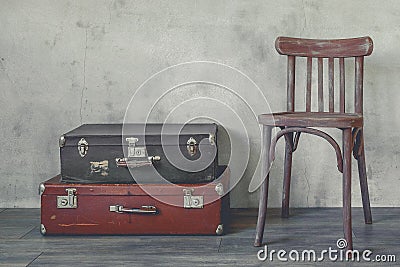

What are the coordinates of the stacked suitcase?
(40, 123, 229, 235)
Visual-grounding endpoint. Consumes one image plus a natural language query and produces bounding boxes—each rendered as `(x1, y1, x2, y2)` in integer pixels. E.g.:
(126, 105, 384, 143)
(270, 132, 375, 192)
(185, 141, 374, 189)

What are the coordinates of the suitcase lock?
(126, 137, 146, 158)
(77, 138, 89, 157)
(186, 137, 198, 157)
(57, 188, 77, 209)
(183, 189, 203, 208)
(117, 137, 161, 168)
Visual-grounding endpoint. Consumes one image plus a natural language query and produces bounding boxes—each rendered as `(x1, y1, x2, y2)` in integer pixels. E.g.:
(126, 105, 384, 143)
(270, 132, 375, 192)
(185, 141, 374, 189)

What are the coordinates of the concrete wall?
(1, 0, 399, 208)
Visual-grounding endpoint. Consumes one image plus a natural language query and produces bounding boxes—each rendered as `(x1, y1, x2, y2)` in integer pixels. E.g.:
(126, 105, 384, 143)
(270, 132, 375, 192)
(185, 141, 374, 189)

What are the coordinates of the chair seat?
(258, 112, 363, 128)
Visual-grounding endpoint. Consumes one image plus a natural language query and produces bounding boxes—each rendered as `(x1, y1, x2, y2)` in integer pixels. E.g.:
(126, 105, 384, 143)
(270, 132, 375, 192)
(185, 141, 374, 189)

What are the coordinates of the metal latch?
(121, 137, 160, 168)
(126, 137, 147, 158)
(183, 189, 203, 208)
(57, 188, 77, 209)
(186, 137, 198, 157)
(78, 138, 89, 157)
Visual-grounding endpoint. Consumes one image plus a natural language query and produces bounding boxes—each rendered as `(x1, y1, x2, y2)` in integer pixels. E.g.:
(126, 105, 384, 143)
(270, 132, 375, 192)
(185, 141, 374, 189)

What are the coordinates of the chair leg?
(255, 173, 270, 247)
(342, 128, 353, 251)
(255, 125, 272, 247)
(356, 132, 372, 224)
(282, 133, 293, 218)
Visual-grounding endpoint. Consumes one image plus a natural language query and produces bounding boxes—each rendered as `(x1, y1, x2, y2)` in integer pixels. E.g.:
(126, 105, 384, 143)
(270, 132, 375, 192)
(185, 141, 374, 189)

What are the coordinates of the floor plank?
(0, 209, 40, 239)
(0, 208, 398, 266)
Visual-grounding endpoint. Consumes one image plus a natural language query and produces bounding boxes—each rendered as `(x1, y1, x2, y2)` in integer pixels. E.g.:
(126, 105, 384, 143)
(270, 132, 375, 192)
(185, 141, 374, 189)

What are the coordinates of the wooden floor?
(0, 208, 399, 266)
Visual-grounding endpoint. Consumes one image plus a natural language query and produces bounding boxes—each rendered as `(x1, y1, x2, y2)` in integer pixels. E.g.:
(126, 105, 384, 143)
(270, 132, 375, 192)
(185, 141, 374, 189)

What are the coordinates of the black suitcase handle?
(115, 156, 161, 168)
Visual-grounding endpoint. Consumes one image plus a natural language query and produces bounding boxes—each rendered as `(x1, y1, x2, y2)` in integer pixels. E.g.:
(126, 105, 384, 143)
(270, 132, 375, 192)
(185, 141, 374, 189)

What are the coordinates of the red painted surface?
(41, 169, 229, 235)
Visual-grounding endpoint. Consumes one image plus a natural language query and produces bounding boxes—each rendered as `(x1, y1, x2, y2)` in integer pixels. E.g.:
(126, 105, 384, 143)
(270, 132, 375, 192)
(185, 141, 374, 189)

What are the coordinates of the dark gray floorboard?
(0, 209, 39, 240)
(0, 208, 398, 266)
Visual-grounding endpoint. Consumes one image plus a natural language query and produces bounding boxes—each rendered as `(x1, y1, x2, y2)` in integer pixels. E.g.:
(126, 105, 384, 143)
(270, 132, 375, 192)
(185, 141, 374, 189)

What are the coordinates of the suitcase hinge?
(57, 188, 77, 209)
(183, 189, 203, 208)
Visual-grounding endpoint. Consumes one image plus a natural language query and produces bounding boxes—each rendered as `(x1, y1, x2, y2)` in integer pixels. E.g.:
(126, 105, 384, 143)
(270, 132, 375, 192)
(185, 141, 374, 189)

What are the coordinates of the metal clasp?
(57, 188, 77, 209)
(126, 137, 147, 158)
(209, 133, 215, 145)
(186, 137, 198, 157)
(78, 138, 89, 157)
(183, 189, 203, 208)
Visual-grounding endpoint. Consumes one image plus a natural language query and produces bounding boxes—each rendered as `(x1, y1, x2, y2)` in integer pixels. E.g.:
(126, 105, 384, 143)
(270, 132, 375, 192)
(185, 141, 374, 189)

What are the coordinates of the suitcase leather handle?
(109, 205, 158, 214)
(115, 156, 160, 168)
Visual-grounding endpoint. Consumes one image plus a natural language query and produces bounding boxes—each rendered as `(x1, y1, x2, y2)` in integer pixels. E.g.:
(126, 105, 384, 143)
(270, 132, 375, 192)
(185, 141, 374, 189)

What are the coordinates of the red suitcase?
(39, 167, 229, 235)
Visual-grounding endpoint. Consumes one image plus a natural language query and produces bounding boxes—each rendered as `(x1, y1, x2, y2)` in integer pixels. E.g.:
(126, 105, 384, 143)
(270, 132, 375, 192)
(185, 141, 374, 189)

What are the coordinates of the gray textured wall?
(1, 0, 399, 208)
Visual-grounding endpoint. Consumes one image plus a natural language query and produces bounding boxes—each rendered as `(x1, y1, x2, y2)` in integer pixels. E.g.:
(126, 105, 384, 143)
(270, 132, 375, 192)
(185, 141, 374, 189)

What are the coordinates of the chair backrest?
(275, 36, 373, 114)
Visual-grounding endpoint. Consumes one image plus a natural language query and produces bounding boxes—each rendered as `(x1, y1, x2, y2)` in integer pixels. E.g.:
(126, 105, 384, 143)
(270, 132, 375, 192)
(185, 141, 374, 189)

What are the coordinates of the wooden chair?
(255, 36, 373, 250)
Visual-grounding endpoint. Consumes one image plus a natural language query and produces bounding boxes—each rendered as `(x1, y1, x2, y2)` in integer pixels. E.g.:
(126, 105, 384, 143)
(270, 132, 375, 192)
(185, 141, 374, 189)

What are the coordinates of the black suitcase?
(59, 123, 218, 184)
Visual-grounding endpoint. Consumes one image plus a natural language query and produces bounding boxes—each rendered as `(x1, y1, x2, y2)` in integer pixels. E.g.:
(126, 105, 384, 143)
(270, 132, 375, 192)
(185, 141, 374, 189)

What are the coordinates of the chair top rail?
(275, 36, 373, 58)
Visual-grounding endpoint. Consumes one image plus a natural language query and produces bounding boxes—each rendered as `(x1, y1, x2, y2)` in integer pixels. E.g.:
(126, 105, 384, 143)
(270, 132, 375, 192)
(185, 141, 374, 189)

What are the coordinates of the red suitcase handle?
(109, 205, 158, 215)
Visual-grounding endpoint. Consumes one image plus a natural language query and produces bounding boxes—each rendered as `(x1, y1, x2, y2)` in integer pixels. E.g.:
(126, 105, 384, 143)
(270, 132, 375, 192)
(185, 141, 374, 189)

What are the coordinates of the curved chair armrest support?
(270, 127, 344, 173)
